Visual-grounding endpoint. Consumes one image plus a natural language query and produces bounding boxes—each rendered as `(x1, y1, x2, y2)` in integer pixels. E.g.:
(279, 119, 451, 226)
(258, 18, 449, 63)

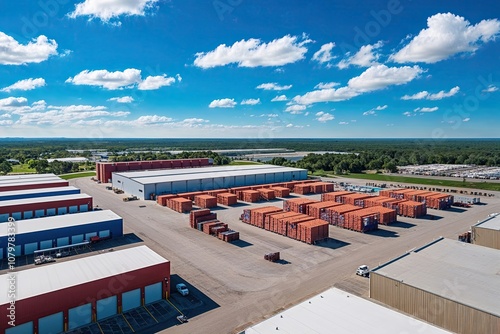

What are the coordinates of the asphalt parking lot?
(70, 177, 500, 334)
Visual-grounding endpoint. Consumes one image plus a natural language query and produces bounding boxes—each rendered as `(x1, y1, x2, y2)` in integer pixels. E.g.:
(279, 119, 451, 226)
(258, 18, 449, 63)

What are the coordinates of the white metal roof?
(0, 176, 62, 185)
(0, 173, 58, 182)
(0, 180, 68, 190)
(372, 237, 500, 317)
(0, 193, 92, 208)
(0, 210, 121, 236)
(114, 164, 287, 179)
(0, 186, 80, 198)
(0, 245, 168, 304)
(125, 166, 307, 185)
(244, 287, 451, 334)
(474, 213, 500, 231)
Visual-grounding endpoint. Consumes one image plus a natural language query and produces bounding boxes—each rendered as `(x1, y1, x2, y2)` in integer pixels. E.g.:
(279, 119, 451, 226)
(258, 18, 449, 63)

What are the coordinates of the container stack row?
(189, 209, 240, 242)
(379, 188, 453, 210)
(343, 208, 379, 232)
(167, 197, 192, 213)
(194, 194, 217, 209)
(216, 193, 237, 206)
(283, 198, 319, 214)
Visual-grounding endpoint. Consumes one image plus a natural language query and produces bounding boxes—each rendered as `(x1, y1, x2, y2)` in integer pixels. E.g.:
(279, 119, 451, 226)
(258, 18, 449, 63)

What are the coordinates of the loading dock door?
(35, 209, 45, 218)
(57, 237, 69, 247)
(0, 213, 9, 222)
(99, 230, 110, 238)
(72, 234, 84, 244)
(5, 321, 33, 334)
(122, 289, 141, 312)
(0, 248, 3, 259)
(68, 303, 92, 330)
(85, 232, 97, 240)
(69, 205, 78, 213)
(39, 312, 63, 334)
(57, 207, 67, 215)
(145, 282, 162, 304)
(24, 242, 38, 255)
(12, 212, 22, 220)
(96, 296, 117, 320)
(46, 208, 56, 216)
(40, 240, 52, 250)
(23, 211, 33, 219)
(80, 204, 89, 212)
(14, 245, 21, 256)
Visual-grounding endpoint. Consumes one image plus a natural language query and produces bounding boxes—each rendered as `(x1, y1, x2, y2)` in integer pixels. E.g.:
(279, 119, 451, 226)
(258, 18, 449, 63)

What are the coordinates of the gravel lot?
(70, 177, 500, 334)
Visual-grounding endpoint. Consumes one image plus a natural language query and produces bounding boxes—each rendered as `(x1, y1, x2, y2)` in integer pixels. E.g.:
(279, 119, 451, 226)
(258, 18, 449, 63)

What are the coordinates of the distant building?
(6, 159, 19, 164)
(47, 157, 88, 163)
(472, 213, 500, 250)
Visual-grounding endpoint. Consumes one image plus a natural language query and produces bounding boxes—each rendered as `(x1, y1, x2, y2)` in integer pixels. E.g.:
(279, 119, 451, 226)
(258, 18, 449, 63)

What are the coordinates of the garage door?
(57, 207, 67, 215)
(72, 234, 84, 244)
(39, 312, 63, 334)
(122, 289, 141, 312)
(96, 296, 117, 320)
(5, 321, 33, 334)
(68, 303, 92, 330)
(85, 232, 97, 240)
(80, 204, 89, 212)
(69, 205, 78, 213)
(14, 245, 21, 256)
(46, 208, 56, 216)
(40, 240, 52, 250)
(35, 209, 45, 218)
(0, 248, 3, 259)
(12, 212, 22, 220)
(99, 230, 110, 238)
(23, 211, 33, 219)
(145, 282, 162, 304)
(24, 242, 38, 255)
(0, 214, 8, 222)
(57, 237, 69, 247)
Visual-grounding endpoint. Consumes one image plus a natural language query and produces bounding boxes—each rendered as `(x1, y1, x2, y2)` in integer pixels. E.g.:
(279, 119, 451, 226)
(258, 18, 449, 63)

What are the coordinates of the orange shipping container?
(216, 193, 237, 206)
(270, 186, 290, 197)
(194, 194, 218, 208)
(306, 201, 343, 218)
(321, 191, 355, 202)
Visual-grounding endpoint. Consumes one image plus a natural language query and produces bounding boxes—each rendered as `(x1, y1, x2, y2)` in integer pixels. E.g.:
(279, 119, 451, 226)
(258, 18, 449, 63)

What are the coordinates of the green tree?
(0, 161, 12, 175)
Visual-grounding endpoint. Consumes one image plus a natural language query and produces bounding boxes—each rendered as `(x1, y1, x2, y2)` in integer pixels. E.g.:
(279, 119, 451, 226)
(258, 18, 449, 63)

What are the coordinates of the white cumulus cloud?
(414, 107, 439, 112)
(391, 13, 500, 63)
(241, 98, 260, 105)
(312, 42, 335, 64)
(482, 85, 498, 93)
(363, 110, 376, 116)
(194, 34, 311, 68)
(108, 96, 134, 103)
(401, 86, 460, 100)
(314, 82, 339, 89)
(337, 41, 383, 69)
(69, 0, 159, 22)
(315, 111, 334, 122)
(138, 74, 176, 90)
(285, 104, 306, 113)
(0, 33, 58, 65)
(66, 69, 142, 90)
(293, 86, 360, 105)
(1, 78, 46, 93)
(271, 95, 288, 102)
(347, 64, 424, 92)
(209, 98, 236, 108)
(339, 121, 349, 125)
(256, 83, 292, 91)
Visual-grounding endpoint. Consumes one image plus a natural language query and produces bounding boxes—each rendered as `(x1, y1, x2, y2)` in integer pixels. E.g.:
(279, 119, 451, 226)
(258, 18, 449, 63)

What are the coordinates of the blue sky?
(0, 0, 499, 138)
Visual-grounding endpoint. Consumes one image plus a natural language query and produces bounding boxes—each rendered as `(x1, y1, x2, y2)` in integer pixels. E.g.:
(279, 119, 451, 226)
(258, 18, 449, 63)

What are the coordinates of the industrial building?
(96, 158, 211, 183)
(0, 179, 69, 192)
(370, 237, 500, 334)
(244, 287, 451, 333)
(0, 194, 93, 222)
(112, 165, 308, 200)
(0, 210, 123, 258)
(0, 173, 59, 183)
(0, 245, 170, 334)
(0, 186, 80, 202)
(471, 213, 500, 250)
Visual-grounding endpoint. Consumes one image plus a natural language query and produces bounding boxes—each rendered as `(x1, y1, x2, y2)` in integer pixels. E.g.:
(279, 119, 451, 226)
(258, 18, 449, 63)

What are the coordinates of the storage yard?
(63, 171, 500, 334)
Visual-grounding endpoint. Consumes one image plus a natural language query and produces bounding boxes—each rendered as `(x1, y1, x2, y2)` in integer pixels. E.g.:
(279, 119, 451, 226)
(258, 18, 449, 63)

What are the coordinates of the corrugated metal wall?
(472, 226, 500, 250)
(370, 273, 500, 334)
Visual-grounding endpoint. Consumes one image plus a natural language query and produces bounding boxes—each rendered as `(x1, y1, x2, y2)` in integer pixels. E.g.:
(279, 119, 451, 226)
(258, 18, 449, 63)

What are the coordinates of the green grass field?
(11, 164, 36, 174)
(229, 160, 263, 165)
(59, 172, 96, 180)
(343, 173, 500, 191)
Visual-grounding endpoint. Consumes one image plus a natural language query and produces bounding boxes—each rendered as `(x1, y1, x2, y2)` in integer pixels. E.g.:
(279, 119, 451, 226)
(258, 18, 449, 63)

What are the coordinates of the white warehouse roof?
(473, 213, 500, 231)
(372, 237, 500, 317)
(0, 246, 168, 304)
(114, 164, 295, 180)
(0, 176, 62, 185)
(0, 210, 121, 236)
(0, 173, 58, 183)
(0, 193, 92, 208)
(244, 287, 451, 334)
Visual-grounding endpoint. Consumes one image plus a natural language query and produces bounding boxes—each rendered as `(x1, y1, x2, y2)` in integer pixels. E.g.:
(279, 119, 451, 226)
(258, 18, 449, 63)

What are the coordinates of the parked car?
(356, 265, 369, 277)
(176, 283, 189, 296)
(34, 255, 55, 265)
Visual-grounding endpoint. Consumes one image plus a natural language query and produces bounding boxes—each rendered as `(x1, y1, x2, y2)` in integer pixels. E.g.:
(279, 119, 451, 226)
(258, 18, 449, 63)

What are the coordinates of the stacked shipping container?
(167, 197, 192, 213)
(194, 195, 217, 208)
(343, 208, 379, 232)
(283, 198, 319, 214)
(189, 209, 240, 242)
(216, 193, 237, 206)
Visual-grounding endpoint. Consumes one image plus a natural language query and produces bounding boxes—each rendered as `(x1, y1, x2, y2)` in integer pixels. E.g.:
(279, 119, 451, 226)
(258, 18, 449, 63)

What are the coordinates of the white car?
(356, 265, 369, 277)
(176, 283, 189, 296)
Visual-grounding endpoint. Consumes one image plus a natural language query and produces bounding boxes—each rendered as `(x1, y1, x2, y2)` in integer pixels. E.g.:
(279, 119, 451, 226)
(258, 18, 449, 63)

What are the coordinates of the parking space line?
(122, 314, 135, 332)
(96, 321, 104, 334)
(165, 298, 184, 316)
(143, 305, 159, 323)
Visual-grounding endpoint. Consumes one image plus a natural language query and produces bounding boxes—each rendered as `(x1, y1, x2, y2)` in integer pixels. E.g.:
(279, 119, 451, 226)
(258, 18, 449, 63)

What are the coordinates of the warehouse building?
(0, 179, 69, 192)
(0, 245, 170, 333)
(0, 210, 122, 258)
(0, 173, 59, 183)
(96, 158, 211, 183)
(244, 287, 450, 333)
(112, 165, 308, 200)
(370, 237, 500, 334)
(0, 194, 93, 222)
(0, 186, 80, 202)
(471, 213, 500, 250)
